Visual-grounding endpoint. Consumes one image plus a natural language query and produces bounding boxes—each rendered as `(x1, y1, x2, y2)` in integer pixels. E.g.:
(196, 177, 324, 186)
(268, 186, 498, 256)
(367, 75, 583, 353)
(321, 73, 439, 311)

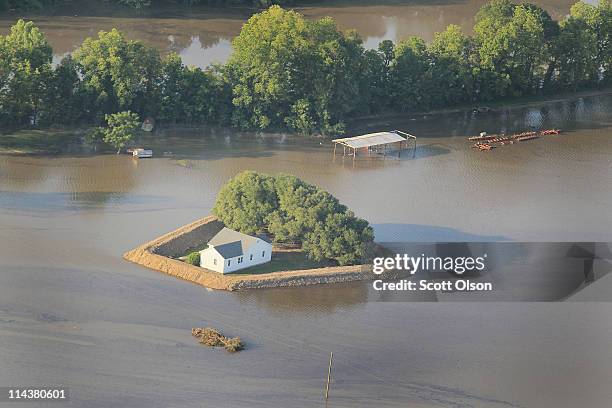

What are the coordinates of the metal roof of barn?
(332, 131, 407, 149)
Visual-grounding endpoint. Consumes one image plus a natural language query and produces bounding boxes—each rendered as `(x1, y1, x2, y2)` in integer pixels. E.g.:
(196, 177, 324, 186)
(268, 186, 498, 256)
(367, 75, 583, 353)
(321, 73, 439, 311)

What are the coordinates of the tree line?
(213, 171, 374, 265)
(0, 1, 610, 135)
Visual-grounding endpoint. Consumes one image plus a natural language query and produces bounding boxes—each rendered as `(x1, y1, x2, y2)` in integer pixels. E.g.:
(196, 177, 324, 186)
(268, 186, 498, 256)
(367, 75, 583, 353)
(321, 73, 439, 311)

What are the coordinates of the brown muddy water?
(1, 93, 611, 407)
(0, 0, 584, 68)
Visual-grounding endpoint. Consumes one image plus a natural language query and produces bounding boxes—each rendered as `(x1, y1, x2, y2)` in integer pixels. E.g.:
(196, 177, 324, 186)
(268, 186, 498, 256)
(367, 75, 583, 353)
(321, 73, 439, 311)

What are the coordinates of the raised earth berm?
(123, 216, 400, 291)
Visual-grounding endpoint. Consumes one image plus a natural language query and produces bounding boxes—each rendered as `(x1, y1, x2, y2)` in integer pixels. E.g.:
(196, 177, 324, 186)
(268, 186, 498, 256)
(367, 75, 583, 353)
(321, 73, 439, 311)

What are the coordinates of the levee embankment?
(123, 216, 397, 291)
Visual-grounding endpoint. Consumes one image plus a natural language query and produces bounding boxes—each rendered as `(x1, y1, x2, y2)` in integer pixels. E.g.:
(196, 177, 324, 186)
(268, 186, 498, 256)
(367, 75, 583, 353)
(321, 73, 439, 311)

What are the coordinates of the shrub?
(185, 251, 200, 266)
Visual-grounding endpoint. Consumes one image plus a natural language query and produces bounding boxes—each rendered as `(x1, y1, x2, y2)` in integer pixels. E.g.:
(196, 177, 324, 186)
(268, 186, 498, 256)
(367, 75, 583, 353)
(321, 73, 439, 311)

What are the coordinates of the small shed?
(332, 130, 416, 160)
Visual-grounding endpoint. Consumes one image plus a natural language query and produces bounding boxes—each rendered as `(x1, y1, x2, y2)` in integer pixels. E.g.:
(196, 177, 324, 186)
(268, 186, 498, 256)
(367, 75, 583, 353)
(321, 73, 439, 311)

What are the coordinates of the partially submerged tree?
(473, 0, 554, 97)
(0, 20, 53, 125)
(1, 2, 610, 133)
(565, 0, 612, 85)
(102, 111, 140, 153)
(73, 29, 161, 119)
(225, 5, 363, 135)
(158, 53, 231, 125)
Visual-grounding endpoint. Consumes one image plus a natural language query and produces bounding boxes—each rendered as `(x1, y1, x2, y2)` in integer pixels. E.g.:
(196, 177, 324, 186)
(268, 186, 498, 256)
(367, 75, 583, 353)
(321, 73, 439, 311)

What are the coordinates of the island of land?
(123, 215, 398, 291)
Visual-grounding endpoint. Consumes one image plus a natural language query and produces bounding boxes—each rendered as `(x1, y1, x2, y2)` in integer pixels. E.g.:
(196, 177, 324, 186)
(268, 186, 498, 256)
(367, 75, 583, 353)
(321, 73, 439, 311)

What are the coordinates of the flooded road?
(0, 0, 581, 68)
(1, 93, 611, 407)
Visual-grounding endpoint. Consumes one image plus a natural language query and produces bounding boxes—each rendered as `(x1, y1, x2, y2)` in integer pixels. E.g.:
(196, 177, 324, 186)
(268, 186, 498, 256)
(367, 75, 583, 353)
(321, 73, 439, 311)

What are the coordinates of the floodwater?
(0, 0, 582, 68)
(1, 93, 611, 407)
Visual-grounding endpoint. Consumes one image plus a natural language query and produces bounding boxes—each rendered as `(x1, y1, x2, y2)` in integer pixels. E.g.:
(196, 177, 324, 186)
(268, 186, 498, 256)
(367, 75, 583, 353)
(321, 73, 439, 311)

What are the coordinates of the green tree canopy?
(226, 5, 363, 135)
(267, 174, 346, 243)
(428, 24, 475, 105)
(73, 29, 161, 119)
(303, 210, 373, 266)
(212, 171, 278, 235)
(474, 0, 555, 96)
(568, 0, 612, 84)
(553, 13, 599, 89)
(212, 171, 374, 265)
(41, 56, 87, 125)
(102, 110, 140, 153)
(0, 20, 52, 125)
(159, 53, 231, 124)
(388, 37, 430, 110)
(1, 2, 609, 132)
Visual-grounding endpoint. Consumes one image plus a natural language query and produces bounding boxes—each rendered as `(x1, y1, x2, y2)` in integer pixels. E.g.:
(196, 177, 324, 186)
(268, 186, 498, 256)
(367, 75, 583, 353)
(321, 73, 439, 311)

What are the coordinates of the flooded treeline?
(0, 1, 610, 135)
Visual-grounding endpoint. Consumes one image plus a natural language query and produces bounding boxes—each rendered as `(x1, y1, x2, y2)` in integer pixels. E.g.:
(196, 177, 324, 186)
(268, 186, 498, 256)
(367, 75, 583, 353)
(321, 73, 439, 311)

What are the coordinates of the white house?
(200, 227, 272, 274)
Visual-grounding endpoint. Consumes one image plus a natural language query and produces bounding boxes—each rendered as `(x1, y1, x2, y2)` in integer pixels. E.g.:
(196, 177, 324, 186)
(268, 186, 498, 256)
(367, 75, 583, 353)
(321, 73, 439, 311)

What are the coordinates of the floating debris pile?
(469, 129, 561, 151)
(192, 327, 245, 353)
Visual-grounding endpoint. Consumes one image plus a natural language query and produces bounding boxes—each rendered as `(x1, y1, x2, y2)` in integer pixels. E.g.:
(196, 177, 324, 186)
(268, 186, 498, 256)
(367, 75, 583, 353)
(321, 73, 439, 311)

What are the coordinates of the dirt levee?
(122, 216, 394, 291)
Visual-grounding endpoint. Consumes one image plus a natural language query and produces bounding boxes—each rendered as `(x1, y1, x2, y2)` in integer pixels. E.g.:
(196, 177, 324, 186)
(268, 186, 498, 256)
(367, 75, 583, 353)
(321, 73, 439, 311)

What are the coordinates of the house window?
(250, 254, 253, 261)
(213, 259, 217, 265)
(227, 260, 231, 266)
(238, 256, 243, 264)
(262, 250, 265, 257)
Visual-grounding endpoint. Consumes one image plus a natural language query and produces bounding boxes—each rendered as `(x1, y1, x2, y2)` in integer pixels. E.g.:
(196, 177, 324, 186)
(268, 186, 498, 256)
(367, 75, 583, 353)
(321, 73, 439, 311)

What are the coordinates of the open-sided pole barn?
(332, 130, 417, 161)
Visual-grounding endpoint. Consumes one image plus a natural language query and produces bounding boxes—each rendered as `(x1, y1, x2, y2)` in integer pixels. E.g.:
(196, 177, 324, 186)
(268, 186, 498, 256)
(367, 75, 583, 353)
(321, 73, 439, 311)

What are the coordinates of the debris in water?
(192, 327, 245, 353)
(468, 129, 561, 150)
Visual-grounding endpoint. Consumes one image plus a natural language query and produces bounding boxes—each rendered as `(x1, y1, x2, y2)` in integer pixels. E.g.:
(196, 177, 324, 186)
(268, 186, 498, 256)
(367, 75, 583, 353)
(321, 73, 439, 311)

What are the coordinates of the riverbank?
(123, 215, 395, 291)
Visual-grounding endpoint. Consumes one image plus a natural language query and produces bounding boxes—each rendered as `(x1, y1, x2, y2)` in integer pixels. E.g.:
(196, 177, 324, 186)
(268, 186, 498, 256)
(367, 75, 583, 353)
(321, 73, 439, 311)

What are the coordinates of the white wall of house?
(200, 247, 224, 273)
(200, 239, 272, 274)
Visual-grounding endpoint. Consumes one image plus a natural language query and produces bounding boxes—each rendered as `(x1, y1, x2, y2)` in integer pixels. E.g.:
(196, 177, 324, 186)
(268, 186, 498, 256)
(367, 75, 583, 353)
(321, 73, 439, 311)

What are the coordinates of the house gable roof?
(206, 227, 269, 259)
(213, 241, 244, 259)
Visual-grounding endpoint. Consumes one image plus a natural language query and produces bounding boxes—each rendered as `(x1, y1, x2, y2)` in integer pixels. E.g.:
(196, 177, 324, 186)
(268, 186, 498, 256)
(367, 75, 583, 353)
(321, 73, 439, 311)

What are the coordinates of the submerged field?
(0, 128, 83, 155)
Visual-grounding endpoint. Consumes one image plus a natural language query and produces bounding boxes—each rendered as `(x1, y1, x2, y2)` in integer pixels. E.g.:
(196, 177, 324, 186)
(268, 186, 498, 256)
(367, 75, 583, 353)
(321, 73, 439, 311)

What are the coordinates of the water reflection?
(176, 36, 233, 67)
(362, 16, 397, 49)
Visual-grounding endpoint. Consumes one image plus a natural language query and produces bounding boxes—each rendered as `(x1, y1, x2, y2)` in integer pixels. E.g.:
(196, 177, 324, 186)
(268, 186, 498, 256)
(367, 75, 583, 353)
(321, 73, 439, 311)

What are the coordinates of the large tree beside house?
(212, 171, 374, 266)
